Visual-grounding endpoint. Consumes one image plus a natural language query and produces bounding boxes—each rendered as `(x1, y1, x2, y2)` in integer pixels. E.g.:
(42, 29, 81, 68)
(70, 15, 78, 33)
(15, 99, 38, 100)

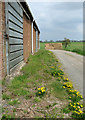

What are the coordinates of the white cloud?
(26, 0, 84, 2)
(27, 2, 83, 41)
(77, 23, 83, 33)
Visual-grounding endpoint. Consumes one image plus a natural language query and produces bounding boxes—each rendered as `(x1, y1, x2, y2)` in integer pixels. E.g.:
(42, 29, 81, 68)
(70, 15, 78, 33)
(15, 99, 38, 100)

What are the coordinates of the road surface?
(50, 50, 84, 96)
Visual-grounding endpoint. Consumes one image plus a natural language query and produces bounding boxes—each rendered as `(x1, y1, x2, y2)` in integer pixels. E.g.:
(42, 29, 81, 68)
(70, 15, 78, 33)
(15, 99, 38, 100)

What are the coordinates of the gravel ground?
(50, 50, 84, 96)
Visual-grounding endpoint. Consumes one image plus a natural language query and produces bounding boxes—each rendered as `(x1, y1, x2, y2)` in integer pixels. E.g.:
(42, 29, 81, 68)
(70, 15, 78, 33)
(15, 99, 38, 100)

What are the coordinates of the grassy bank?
(2, 49, 84, 119)
(2, 50, 69, 118)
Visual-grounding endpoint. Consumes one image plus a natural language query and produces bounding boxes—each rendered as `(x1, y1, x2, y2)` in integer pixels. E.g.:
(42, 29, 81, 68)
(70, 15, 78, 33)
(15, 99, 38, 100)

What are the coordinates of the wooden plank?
(9, 29, 23, 38)
(8, 4, 23, 23)
(9, 50, 23, 61)
(9, 2, 23, 17)
(8, 12, 23, 28)
(9, 21, 23, 34)
(10, 45, 23, 52)
(9, 37, 23, 44)
(9, 56, 23, 69)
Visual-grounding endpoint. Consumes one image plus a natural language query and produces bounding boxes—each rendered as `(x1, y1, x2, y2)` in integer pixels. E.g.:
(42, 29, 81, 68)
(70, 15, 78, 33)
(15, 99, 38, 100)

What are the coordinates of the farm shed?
(0, 0, 40, 80)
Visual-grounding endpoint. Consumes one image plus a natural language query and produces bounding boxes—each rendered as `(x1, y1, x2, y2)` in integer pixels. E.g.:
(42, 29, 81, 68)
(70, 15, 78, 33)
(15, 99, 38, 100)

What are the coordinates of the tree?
(50, 40, 54, 42)
(62, 38, 70, 48)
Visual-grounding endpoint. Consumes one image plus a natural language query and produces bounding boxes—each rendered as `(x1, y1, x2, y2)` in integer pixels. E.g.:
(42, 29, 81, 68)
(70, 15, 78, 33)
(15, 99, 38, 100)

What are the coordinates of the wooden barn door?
(5, 2, 23, 74)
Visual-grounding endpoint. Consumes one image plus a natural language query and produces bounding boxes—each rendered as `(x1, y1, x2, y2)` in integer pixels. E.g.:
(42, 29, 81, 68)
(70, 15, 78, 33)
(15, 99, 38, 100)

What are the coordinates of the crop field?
(40, 42, 85, 56)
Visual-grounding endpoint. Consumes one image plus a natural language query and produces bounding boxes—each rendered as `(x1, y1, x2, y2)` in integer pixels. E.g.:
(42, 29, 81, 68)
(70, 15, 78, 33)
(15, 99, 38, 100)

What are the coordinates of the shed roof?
(19, 0, 40, 33)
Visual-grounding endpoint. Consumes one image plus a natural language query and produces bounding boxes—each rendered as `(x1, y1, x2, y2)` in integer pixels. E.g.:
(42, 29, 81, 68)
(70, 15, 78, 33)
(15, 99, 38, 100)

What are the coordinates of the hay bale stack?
(45, 43, 62, 50)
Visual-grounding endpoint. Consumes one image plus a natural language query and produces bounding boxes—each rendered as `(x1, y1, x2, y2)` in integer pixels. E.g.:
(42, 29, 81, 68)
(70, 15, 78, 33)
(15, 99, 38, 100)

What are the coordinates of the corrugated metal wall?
(36, 31, 38, 52)
(5, 2, 23, 74)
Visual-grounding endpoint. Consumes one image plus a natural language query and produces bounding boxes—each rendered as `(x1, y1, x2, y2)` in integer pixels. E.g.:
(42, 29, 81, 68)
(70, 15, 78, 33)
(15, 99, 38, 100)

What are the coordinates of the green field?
(40, 42, 85, 56)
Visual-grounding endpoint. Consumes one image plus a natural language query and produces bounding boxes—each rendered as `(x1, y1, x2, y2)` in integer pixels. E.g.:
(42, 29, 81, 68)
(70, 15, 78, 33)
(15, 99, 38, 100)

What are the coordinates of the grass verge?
(2, 49, 84, 119)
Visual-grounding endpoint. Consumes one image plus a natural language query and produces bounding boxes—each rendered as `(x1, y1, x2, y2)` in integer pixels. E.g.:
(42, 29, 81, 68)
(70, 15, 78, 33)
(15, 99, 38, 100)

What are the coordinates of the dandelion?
(38, 88, 41, 90)
(80, 105, 83, 108)
(79, 109, 83, 114)
(63, 86, 65, 88)
(80, 95, 83, 99)
(77, 103, 80, 105)
(78, 106, 80, 109)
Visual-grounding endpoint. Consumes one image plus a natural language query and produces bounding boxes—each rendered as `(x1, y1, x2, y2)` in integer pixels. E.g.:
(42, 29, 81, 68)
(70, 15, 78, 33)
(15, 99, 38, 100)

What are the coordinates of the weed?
(48, 81, 68, 99)
(62, 106, 70, 113)
(2, 93, 11, 100)
(33, 97, 41, 103)
(13, 108, 17, 112)
(8, 98, 20, 105)
(23, 110, 28, 113)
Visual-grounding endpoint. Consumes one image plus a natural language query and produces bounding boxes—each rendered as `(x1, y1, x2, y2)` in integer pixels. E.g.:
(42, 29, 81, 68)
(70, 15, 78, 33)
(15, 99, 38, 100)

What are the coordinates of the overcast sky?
(26, 1, 83, 41)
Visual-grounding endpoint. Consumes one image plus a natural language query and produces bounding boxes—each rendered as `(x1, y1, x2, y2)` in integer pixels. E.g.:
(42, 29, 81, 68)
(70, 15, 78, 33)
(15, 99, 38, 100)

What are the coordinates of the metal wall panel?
(5, 2, 24, 74)
(9, 29, 23, 38)
(9, 56, 23, 69)
(9, 2, 23, 17)
(8, 4, 23, 23)
(36, 31, 38, 52)
(9, 21, 23, 33)
(9, 50, 23, 61)
(10, 45, 23, 53)
(9, 37, 23, 44)
(9, 12, 23, 28)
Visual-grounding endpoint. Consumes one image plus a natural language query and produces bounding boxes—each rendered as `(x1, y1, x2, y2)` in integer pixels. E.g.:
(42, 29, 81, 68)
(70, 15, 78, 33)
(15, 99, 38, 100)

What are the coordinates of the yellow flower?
(76, 92, 79, 95)
(80, 105, 83, 108)
(77, 103, 80, 105)
(80, 95, 83, 99)
(42, 90, 45, 92)
(78, 106, 80, 109)
(73, 106, 76, 108)
(38, 88, 41, 90)
(78, 112, 80, 115)
(63, 86, 65, 88)
(39, 92, 41, 94)
(79, 109, 83, 114)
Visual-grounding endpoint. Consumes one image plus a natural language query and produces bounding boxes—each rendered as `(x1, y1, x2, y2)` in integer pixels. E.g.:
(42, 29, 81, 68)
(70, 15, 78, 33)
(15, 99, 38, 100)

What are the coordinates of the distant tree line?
(40, 39, 85, 43)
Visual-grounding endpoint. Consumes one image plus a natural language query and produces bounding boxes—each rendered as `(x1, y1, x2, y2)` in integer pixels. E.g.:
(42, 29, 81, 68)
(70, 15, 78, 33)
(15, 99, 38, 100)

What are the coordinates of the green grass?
(2, 93, 11, 100)
(48, 81, 68, 99)
(2, 49, 69, 118)
(8, 99, 20, 105)
(63, 42, 85, 56)
(4, 49, 68, 101)
(40, 42, 85, 56)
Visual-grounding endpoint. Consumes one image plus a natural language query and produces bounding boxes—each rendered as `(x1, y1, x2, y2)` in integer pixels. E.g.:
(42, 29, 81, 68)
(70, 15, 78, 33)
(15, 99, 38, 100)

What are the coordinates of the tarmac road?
(50, 50, 84, 96)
